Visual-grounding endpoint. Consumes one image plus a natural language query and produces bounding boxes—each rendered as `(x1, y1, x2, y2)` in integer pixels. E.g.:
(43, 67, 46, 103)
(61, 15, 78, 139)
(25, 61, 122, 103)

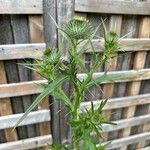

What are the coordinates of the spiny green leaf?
(52, 88, 73, 110)
(98, 99, 108, 113)
(14, 75, 69, 129)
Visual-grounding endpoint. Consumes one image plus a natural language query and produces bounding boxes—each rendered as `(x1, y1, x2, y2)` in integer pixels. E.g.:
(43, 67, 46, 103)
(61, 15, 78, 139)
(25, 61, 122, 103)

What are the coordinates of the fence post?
(43, 0, 75, 144)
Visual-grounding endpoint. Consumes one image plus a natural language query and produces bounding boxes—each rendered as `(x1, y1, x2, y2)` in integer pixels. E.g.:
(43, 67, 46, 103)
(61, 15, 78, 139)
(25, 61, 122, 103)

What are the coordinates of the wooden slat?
(0, 0, 43, 14)
(105, 132, 150, 150)
(0, 106, 150, 132)
(139, 147, 150, 150)
(0, 69, 150, 98)
(81, 93, 150, 111)
(0, 80, 46, 98)
(0, 39, 150, 60)
(80, 38, 150, 53)
(0, 110, 50, 130)
(102, 114, 150, 132)
(0, 43, 45, 60)
(0, 135, 52, 150)
(77, 69, 150, 83)
(75, 0, 150, 15)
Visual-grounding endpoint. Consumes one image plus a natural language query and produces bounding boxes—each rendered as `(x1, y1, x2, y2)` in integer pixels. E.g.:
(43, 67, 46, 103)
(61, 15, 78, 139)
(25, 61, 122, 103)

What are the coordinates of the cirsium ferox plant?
(15, 17, 131, 150)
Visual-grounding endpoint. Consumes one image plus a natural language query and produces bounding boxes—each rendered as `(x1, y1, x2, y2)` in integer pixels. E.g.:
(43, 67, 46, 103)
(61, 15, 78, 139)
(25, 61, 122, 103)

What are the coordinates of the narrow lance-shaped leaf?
(52, 88, 73, 110)
(86, 71, 141, 88)
(14, 75, 69, 129)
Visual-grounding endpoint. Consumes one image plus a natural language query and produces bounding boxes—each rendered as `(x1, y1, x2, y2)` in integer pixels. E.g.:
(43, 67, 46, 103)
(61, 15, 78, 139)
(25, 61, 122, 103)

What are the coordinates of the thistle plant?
(15, 17, 129, 150)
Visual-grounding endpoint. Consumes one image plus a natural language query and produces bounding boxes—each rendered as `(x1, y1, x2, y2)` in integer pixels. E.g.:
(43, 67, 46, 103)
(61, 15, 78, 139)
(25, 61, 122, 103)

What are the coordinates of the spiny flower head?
(64, 18, 93, 40)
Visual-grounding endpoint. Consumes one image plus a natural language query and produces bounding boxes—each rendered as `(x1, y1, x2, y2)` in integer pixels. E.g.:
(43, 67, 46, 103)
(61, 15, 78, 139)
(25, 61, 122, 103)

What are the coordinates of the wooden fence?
(0, 0, 150, 150)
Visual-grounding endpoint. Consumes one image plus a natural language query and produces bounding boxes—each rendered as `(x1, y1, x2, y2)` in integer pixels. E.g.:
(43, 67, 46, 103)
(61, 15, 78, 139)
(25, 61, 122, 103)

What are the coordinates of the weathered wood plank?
(0, 43, 45, 60)
(29, 14, 51, 137)
(0, 135, 52, 150)
(102, 114, 150, 133)
(0, 110, 50, 130)
(121, 3, 150, 149)
(0, 39, 150, 60)
(0, 0, 43, 14)
(0, 69, 150, 98)
(75, 0, 150, 15)
(78, 38, 150, 53)
(105, 132, 150, 149)
(1, 108, 149, 133)
(115, 14, 139, 145)
(11, 14, 38, 139)
(102, 14, 122, 141)
(137, 1, 150, 148)
(81, 93, 150, 111)
(0, 62, 18, 142)
(0, 15, 18, 142)
(43, 0, 60, 144)
(0, 80, 46, 98)
(56, 0, 75, 144)
(77, 69, 150, 83)
(139, 147, 150, 150)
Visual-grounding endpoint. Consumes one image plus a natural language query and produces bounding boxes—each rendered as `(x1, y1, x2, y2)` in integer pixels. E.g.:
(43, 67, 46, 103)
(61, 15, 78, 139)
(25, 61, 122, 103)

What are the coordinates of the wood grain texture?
(81, 93, 150, 111)
(0, 80, 46, 98)
(112, 14, 139, 144)
(0, 0, 42, 14)
(75, 0, 150, 15)
(137, 4, 150, 148)
(0, 135, 52, 150)
(0, 110, 50, 130)
(0, 43, 45, 60)
(3, 109, 149, 135)
(77, 69, 150, 83)
(28, 15, 51, 137)
(139, 147, 150, 150)
(0, 61, 18, 142)
(56, 0, 74, 144)
(105, 132, 150, 150)
(102, 114, 150, 133)
(0, 15, 18, 142)
(10, 14, 38, 139)
(43, 0, 61, 144)
(1, 69, 150, 99)
(121, 4, 150, 149)
(102, 15, 122, 141)
(0, 38, 149, 60)
(80, 38, 150, 53)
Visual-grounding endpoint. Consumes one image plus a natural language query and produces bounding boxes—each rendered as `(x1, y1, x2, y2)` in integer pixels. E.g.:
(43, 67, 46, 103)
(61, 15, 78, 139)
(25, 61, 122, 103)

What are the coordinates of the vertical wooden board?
(102, 15, 122, 142)
(43, 0, 60, 144)
(2, 14, 29, 139)
(136, 15, 150, 149)
(10, 14, 38, 139)
(29, 16, 44, 43)
(86, 14, 108, 102)
(4, 61, 29, 139)
(110, 15, 139, 142)
(0, 15, 18, 142)
(28, 15, 51, 137)
(0, 61, 18, 142)
(56, 0, 74, 144)
(121, 10, 150, 150)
